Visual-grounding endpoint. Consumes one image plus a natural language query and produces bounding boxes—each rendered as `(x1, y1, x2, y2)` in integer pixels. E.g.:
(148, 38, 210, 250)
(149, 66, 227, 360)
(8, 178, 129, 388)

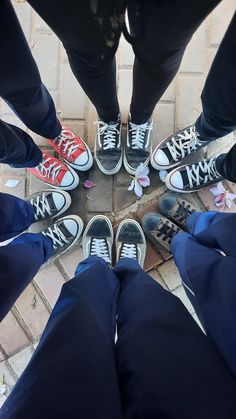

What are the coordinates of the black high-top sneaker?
(41, 215, 83, 257)
(151, 124, 209, 170)
(94, 117, 122, 175)
(165, 157, 223, 193)
(27, 190, 71, 221)
(124, 114, 153, 175)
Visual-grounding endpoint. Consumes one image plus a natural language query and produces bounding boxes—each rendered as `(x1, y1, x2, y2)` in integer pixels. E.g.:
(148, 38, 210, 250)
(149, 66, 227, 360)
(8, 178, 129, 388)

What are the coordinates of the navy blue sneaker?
(158, 193, 200, 229)
(142, 212, 182, 252)
(116, 219, 146, 267)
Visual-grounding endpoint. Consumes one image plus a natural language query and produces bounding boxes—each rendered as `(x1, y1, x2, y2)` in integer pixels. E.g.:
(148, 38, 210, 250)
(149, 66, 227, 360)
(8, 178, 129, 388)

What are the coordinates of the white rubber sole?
(66, 146, 94, 172)
(151, 137, 182, 171)
(115, 219, 147, 268)
(82, 215, 114, 259)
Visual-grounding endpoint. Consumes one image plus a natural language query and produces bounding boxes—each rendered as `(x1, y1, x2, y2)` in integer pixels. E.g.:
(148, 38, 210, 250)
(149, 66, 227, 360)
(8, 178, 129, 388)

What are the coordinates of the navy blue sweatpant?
(0, 192, 52, 321)
(172, 211, 236, 378)
(0, 0, 61, 167)
(1, 256, 236, 418)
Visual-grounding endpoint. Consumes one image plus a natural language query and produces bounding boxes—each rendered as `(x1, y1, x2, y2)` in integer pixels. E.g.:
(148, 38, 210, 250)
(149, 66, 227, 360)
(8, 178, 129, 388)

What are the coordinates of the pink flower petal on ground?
(209, 181, 225, 197)
(83, 180, 96, 189)
(134, 181, 143, 198)
(136, 163, 149, 178)
(128, 179, 135, 192)
(138, 176, 150, 187)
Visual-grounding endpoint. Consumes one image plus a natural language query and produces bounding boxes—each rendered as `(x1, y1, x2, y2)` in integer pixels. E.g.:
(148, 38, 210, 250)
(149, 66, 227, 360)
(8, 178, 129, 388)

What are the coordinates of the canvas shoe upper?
(49, 127, 93, 171)
(115, 219, 146, 268)
(94, 118, 122, 175)
(27, 153, 79, 190)
(26, 190, 71, 221)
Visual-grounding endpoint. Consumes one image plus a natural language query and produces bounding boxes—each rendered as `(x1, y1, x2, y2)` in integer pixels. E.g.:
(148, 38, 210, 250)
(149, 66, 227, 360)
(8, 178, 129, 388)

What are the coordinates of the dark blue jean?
(172, 211, 236, 379)
(1, 255, 236, 418)
(0, 192, 52, 321)
(0, 0, 61, 167)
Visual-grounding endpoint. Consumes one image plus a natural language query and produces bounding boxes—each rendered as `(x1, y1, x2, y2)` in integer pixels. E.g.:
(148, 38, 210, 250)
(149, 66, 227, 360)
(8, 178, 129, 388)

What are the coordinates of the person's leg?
(27, 0, 122, 175)
(0, 0, 61, 138)
(28, 0, 120, 123)
(115, 258, 236, 419)
(195, 12, 236, 142)
(124, 0, 221, 175)
(0, 232, 52, 322)
(0, 257, 123, 419)
(0, 192, 34, 242)
(129, 0, 221, 125)
(158, 12, 236, 191)
(172, 222, 236, 378)
(0, 120, 42, 168)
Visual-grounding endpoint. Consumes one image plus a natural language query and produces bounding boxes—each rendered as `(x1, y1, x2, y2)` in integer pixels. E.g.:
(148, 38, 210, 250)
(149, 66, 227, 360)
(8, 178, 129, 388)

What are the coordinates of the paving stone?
(118, 35, 134, 68)
(35, 13, 53, 34)
(0, 350, 5, 362)
(149, 269, 168, 289)
(59, 245, 84, 279)
(8, 346, 34, 378)
(175, 76, 205, 130)
(180, 23, 207, 74)
(0, 175, 26, 198)
(118, 68, 132, 122)
(209, 1, 236, 46)
(13, 1, 32, 41)
(33, 264, 66, 309)
(152, 103, 175, 148)
(197, 180, 236, 213)
(86, 167, 113, 212)
(0, 395, 7, 408)
(0, 312, 29, 357)
(0, 362, 16, 394)
(157, 259, 182, 291)
(61, 56, 86, 119)
(173, 285, 195, 314)
(14, 284, 50, 341)
(206, 132, 235, 159)
(28, 130, 49, 147)
(87, 103, 97, 149)
(32, 34, 59, 90)
(114, 186, 137, 212)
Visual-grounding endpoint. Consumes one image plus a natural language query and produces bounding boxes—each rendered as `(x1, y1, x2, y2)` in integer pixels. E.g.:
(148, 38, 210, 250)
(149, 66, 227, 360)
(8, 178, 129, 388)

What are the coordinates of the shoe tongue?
(57, 221, 72, 239)
(46, 193, 57, 212)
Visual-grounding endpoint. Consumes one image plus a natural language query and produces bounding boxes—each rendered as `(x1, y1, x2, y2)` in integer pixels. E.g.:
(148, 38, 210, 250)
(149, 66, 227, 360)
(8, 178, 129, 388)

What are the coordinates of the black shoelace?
(170, 202, 196, 224)
(155, 221, 179, 244)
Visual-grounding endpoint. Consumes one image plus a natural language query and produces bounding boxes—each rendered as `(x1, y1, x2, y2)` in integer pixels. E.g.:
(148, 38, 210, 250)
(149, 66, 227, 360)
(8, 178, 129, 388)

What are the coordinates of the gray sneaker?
(82, 215, 113, 263)
(124, 114, 153, 175)
(158, 193, 200, 229)
(27, 190, 71, 222)
(41, 215, 83, 257)
(94, 118, 122, 175)
(142, 213, 182, 252)
(116, 219, 146, 267)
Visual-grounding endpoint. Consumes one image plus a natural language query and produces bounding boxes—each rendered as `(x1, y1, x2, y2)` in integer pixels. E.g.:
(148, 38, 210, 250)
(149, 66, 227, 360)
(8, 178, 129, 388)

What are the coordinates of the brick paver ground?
(0, 0, 235, 402)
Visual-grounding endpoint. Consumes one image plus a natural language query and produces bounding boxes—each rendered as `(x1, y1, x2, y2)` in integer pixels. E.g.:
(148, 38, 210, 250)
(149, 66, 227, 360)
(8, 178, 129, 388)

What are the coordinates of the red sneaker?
(49, 127, 93, 171)
(27, 153, 79, 190)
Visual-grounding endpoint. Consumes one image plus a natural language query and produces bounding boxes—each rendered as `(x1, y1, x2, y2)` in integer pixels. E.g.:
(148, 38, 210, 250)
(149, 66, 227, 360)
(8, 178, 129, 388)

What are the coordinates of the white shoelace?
(186, 158, 220, 188)
(90, 238, 111, 262)
(31, 193, 51, 220)
(96, 120, 120, 150)
(42, 224, 69, 250)
(129, 120, 153, 150)
(53, 129, 81, 158)
(37, 156, 62, 181)
(167, 126, 203, 161)
(120, 243, 137, 260)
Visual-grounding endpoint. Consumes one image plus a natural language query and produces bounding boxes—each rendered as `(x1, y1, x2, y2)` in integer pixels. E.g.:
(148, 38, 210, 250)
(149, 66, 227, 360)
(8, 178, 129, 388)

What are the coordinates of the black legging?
(27, 0, 221, 124)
